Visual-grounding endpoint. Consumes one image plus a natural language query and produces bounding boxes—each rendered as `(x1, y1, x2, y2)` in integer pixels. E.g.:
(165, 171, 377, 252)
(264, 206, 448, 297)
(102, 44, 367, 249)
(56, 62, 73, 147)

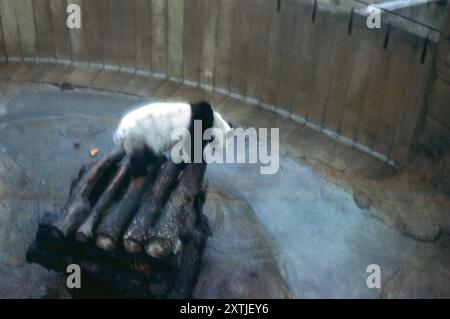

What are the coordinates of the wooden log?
(28, 178, 209, 298)
(168, 233, 200, 298)
(27, 216, 205, 298)
(68, 161, 95, 197)
(33, 222, 182, 271)
(26, 243, 163, 298)
(50, 148, 126, 239)
(95, 165, 159, 251)
(169, 194, 208, 298)
(145, 163, 207, 258)
(76, 161, 131, 243)
(123, 161, 184, 253)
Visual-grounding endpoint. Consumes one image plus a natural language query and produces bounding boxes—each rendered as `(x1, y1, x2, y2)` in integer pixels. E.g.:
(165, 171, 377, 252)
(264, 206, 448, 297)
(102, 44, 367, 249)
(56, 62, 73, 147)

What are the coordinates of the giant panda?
(113, 101, 231, 177)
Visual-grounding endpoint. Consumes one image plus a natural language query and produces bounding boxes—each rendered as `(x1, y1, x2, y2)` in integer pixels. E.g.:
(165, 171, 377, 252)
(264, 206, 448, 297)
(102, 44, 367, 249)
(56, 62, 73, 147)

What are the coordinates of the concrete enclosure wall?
(0, 0, 441, 165)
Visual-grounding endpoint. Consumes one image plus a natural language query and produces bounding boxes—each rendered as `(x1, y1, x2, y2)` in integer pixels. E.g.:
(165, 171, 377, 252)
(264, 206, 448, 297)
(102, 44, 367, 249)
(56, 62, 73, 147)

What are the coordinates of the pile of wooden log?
(26, 148, 210, 298)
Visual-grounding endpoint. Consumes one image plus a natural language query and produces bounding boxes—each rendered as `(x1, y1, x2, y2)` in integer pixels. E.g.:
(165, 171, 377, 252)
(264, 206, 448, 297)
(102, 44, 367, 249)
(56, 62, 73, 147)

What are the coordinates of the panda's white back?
(114, 102, 191, 154)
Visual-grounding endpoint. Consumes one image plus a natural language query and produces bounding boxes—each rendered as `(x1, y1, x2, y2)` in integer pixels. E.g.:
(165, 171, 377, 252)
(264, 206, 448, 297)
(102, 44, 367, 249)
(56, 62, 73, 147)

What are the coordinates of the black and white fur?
(113, 101, 231, 177)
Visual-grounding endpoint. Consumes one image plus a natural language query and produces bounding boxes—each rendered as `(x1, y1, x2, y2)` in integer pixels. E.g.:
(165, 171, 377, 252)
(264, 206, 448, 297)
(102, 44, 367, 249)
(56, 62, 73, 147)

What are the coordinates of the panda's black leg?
(129, 147, 151, 178)
(146, 150, 166, 168)
(129, 146, 165, 178)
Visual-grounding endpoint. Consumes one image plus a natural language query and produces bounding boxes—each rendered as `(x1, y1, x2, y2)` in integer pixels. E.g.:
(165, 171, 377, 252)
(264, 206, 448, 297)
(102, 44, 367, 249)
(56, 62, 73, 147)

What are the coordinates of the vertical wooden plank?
(15, 0, 37, 60)
(290, 2, 316, 118)
(50, 0, 71, 62)
(135, 0, 152, 73)
(261, 0, 283, 106)
(340, 15, 373, 141)
(199, 0, 219, 89)
(0, 0, 22, 60)
(373, 28, 417, 157)
(67, 0, 84, 63)
(183, 0, 204, 83)
(83, 0, 104, 66)
(151, 0, 167, 76)
(115, 0, 135, 70)
(33, 0, 55, 61)
(167, 0, 183, 79)
(390, 35, 432, 162)
(229, 0, 248, 97)
(213, 0, 234, 92)
(323, 12, 356, 133)
(0, 12, 5, 61)
(356, 24, 390, 149)
(243, 0, 270, 100)
(229, 0, 270, 99)
(306, 9, 339, 127)
(102, 0, 120, 68)
(274, 0, 305, 114)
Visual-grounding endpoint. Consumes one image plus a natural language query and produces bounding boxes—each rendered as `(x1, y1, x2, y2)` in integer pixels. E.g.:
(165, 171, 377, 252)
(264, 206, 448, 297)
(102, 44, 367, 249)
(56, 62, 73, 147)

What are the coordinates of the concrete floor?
(0, 82, 449, 298)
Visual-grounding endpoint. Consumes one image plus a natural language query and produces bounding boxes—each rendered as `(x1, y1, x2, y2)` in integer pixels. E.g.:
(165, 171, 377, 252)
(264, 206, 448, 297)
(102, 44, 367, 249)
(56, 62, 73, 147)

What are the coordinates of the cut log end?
(96, 234, 116, 251)
(75, 219, 94, 243)
(75, 231, 90, 243)
(123, 238, 142, 254)
(121, 161, 181, 255)
(145, 238, 172, 259)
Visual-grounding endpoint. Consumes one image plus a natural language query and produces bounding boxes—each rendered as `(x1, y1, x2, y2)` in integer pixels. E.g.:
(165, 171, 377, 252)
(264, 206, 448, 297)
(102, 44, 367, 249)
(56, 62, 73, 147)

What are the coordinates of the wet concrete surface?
(0, 82, 449, 298)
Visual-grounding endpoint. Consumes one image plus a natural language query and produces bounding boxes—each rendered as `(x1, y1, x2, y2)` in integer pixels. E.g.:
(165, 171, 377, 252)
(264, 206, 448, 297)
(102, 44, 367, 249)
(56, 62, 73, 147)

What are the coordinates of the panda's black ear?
(190, 101, 213, 129)
(194, 101, 212, 110)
